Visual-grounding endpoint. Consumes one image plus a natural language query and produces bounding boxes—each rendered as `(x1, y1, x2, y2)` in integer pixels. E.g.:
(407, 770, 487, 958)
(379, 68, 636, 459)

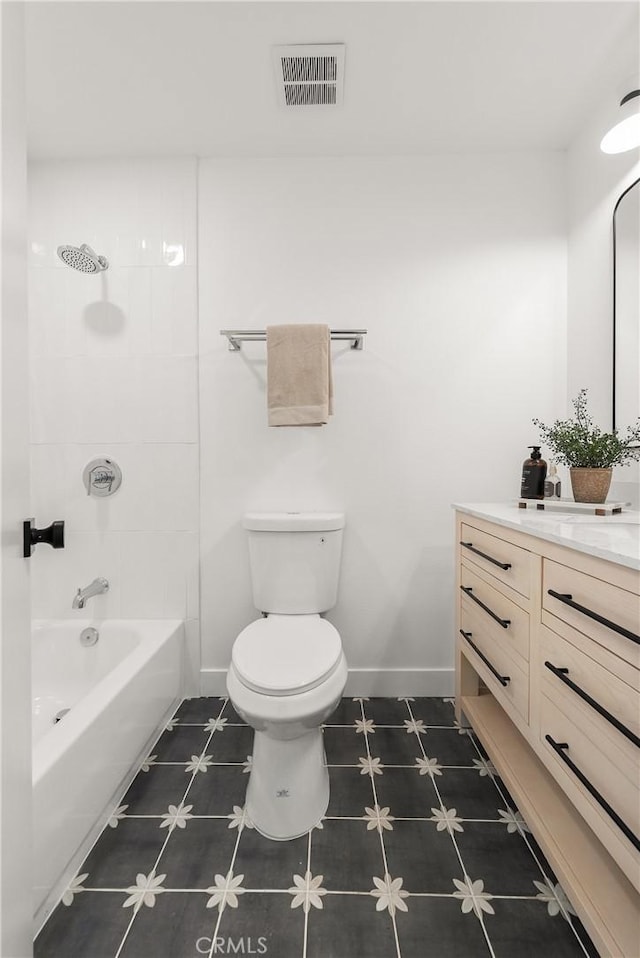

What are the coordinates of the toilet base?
(246, 727, 329, 840)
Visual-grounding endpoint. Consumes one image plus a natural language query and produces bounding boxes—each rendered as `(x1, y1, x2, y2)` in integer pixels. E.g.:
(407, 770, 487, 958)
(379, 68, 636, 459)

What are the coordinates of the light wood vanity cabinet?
(455, 509, 640, 958)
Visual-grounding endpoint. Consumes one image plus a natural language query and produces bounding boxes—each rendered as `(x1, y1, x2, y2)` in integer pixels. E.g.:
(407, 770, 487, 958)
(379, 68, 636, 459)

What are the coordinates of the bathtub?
(32, 618, 183, 925)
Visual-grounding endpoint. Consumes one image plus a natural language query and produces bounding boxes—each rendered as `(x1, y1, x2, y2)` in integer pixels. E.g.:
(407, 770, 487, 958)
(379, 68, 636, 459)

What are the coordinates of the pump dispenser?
(520, 446, 547, 499)
(544, 463, 561, 499)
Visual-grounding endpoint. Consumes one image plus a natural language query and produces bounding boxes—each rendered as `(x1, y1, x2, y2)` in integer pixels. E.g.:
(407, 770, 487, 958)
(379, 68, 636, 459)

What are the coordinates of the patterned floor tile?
(382, 819, 465, 895)
(324, 697, 364, 725)
(187, 763, 249, 816)
(306, 890, 398, 958)
(80, 818, 168, 889)
(434, 767, 504, 820)
(152, 724, 212, 762)
(324, 766, 375, 816)
(117, 890, 216, 958)
(373, 766, 439, 818)
(485, 898, 588, 957)
(453, 821, 547, 896)
(219, 698, 247, 724)
(370, 727, 425, 766)
(207, 725, 254, 763)
(157, 819, 238, 889)
(362, 697, 412, 725)
(310, 818, 387, 892)
(323, 725, 368, 765)
(34, 891, 132, 958)
(215, 891, 305, 958)
(173, 697, 224, 723)
(34, 697, 599, 958)
(233, 825, 308, 890)
(408, 697, 456, 727)
(394, 895, 492, 957)
(121, 764, 192, 815)
(420, 727, 479, 765)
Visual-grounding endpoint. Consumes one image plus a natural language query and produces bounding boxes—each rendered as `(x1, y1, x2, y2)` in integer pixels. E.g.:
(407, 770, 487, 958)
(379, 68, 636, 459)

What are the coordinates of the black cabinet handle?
(547, 589, 640, 646)
(544, 661, 640, 749)
(23, 519, 65, 558)
(460, 586, 511, 629)
(545, 734, 640, 852)
(459, 630, 510, 687)
(460, 541, 512, 570)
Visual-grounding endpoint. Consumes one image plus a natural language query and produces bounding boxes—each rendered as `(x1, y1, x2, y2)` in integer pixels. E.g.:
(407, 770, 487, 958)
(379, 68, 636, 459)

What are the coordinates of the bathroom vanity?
(454, 503, 639, 958)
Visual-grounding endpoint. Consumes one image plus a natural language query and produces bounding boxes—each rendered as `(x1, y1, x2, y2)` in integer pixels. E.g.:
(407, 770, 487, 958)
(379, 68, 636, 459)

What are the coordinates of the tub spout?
(72, 577, 109, 609)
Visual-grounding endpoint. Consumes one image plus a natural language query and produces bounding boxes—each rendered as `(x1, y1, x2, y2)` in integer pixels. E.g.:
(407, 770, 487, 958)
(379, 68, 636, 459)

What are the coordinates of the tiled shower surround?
(35, 697, 597, 958)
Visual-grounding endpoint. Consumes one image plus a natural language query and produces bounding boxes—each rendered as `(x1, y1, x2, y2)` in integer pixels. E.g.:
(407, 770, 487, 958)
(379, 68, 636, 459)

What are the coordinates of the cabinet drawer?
(459, 607, 529, 723)
(460, 523, 530, 598)
(460, 562, 529, 663)
(543, 559, 640, 669)
(540, 624, 640, 750)
(540, 693, 640, 859)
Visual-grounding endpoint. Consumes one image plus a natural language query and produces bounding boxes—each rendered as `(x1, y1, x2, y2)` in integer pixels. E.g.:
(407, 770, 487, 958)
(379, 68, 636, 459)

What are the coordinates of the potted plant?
(533, 389, 640, 503)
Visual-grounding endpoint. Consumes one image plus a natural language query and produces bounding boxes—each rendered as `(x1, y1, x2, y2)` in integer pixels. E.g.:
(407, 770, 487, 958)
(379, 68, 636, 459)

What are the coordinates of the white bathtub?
(32, 618, 183, 925)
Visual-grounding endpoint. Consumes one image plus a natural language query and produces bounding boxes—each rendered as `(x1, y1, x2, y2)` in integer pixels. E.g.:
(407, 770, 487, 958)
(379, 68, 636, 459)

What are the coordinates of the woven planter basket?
(569, 467, 613, 504)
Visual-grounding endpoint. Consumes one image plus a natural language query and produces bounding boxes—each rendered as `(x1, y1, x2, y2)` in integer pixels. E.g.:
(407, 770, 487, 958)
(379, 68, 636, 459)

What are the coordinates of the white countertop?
(453, 502, 640, 571)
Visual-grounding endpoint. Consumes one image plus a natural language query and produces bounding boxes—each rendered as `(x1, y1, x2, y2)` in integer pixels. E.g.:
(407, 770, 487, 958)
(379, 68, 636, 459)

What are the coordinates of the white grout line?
(404, 700, 497, 958)
(301, 828, 313, 958)
(113, 697, 228, 958)
(56, 697, 596, 958)
(206, 822, 245, 958)
(361, 698, 403, 958)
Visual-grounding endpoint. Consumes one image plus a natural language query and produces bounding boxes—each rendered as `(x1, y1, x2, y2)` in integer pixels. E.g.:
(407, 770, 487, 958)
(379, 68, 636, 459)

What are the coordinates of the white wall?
(567, 96, 640, 507)
(27, 158, 200, 692)
(198, 154, 567, 695)
(0, 4, 33, 954)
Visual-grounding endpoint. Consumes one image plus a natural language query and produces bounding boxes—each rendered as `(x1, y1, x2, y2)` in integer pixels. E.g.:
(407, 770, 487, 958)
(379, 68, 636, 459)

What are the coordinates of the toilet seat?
(232, 614, 342, 696)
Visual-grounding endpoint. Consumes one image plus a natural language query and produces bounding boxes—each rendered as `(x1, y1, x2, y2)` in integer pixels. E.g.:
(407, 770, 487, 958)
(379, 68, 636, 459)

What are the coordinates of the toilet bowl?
(228, 616, 347, 839)
(226, 512, 347, 840)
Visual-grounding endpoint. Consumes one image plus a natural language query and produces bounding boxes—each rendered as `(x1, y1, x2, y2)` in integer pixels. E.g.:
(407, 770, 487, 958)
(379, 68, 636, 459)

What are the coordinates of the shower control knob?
(23, 518, 65, 557)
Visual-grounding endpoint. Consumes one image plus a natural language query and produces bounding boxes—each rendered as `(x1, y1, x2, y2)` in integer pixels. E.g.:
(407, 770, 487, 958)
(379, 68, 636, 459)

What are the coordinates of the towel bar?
(220, 329, 367, 351)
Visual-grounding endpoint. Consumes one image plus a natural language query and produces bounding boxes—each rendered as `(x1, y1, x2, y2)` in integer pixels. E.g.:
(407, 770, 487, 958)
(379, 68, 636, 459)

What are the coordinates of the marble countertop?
(452, 502, 640, 571)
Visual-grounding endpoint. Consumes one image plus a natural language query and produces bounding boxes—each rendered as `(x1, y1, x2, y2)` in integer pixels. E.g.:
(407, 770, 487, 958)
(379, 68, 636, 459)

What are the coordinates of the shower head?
(57, 243, 109, 273)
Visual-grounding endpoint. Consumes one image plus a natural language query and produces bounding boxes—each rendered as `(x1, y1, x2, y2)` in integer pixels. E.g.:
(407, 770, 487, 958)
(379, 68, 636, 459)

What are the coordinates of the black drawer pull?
(547, 589, 640, 646)
(460, 541, 512, 571)
(461, 586, 511, 629)
(545, 735, 640, 852)
(544, 661, 640, 749)
(459, 630, 510, 687)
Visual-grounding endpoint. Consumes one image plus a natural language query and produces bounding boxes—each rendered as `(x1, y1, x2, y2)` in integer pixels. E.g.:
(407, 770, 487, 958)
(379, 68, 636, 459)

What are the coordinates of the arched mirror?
(613, 176, 640, 439)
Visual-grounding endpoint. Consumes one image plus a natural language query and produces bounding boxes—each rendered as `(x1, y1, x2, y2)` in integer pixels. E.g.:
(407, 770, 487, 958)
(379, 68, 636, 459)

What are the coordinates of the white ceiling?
(25, 1, 639, 159)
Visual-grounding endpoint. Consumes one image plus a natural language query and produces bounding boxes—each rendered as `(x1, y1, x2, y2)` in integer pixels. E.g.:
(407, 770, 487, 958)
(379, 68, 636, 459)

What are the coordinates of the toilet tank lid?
(243, 511, 345, 532)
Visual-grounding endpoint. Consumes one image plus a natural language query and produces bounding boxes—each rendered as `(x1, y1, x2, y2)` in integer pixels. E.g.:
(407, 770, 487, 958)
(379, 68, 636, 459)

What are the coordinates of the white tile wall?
(28, 158, 200, 693)
(197, 155, 567, 690)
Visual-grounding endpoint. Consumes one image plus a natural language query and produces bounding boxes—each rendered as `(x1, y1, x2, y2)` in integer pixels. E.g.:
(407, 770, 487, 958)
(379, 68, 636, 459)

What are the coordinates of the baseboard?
(345, 669, 454, 697)
(200, 668, 454, 699)
(200, 669, 228, 696)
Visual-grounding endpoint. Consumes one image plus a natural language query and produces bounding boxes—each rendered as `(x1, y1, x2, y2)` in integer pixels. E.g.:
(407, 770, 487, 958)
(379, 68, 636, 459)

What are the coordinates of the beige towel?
(266, 324, 333, 426)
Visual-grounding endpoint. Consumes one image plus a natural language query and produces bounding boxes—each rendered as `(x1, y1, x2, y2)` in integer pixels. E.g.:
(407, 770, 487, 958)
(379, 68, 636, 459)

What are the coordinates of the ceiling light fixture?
(600, 83, 640, 154)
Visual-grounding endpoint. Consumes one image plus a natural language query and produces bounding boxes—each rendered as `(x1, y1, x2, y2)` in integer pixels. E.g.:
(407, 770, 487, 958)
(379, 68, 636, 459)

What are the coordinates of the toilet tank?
(243, 512, 345, 614)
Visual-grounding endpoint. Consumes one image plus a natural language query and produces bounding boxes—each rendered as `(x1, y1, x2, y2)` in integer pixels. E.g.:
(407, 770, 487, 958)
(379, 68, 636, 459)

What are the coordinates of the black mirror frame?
(612, 175, 640, 440)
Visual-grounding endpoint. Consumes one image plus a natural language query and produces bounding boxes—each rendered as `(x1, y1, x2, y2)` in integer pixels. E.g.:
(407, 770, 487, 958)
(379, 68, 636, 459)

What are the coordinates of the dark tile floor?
(35, 697, 599, 958)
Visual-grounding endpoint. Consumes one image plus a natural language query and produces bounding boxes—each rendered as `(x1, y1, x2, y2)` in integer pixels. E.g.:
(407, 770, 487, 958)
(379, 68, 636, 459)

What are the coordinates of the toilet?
(226, 511, 348, 840)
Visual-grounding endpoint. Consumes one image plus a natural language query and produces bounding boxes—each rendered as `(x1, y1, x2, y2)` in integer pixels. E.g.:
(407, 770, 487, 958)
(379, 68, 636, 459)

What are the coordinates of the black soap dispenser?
(520, 446, 547, 500)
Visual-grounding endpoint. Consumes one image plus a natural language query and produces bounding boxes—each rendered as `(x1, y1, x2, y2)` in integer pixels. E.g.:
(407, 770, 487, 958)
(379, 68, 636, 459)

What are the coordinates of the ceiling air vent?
(273, 44, 345, 108)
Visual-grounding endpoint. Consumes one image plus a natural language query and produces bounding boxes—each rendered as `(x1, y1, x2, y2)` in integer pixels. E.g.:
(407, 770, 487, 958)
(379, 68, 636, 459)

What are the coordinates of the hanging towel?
(266, 324, 333, 427)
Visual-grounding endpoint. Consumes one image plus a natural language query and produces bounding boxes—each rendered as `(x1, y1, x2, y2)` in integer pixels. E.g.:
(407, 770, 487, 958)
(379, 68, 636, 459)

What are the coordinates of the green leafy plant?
(533, 389, 640, 468)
